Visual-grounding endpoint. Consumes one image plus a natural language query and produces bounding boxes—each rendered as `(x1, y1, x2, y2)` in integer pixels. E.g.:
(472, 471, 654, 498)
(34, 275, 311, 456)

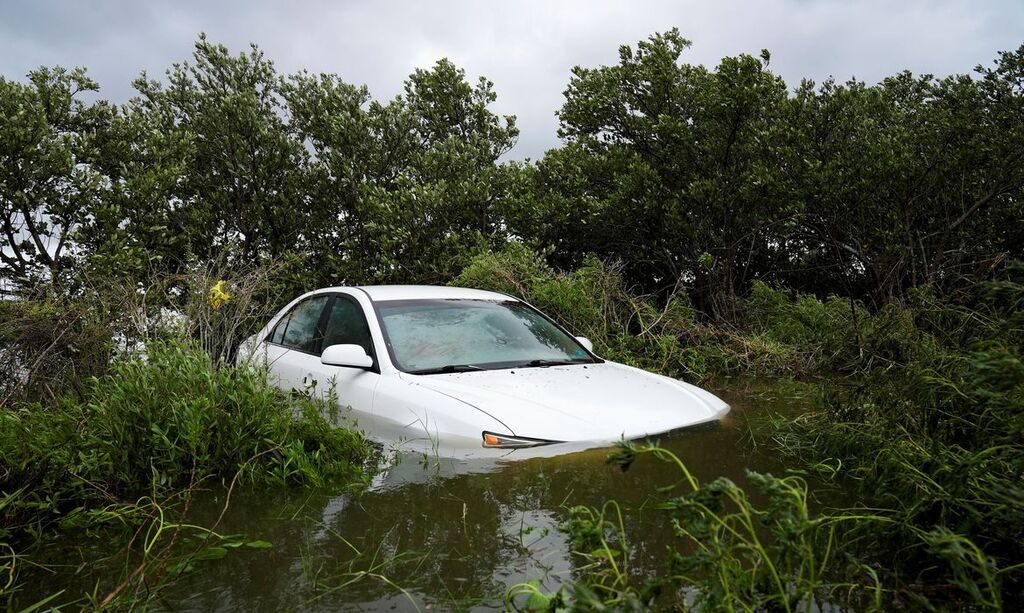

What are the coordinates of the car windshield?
(375, 299, 596, 373)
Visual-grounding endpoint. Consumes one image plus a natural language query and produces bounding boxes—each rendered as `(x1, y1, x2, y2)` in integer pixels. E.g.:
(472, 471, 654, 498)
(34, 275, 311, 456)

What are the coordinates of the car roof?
(347, 285, 516, 302)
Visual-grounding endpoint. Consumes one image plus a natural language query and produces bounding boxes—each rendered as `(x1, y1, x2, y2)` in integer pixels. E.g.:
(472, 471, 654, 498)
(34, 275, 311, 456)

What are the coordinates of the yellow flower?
(209, 280, 232, 311)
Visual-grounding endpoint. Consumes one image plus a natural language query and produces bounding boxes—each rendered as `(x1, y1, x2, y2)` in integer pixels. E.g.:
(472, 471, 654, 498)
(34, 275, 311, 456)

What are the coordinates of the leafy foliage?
(0, 340, 372, 543)
(512, 32, 1024, 311)
(4, 33, 1023, 312)
(767, 272, 1024, 605)
(0, 67, 113, 288)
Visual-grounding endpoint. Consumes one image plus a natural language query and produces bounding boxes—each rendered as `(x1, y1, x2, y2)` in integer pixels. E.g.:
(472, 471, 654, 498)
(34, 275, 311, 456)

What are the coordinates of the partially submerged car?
(238, 286, 729, 451)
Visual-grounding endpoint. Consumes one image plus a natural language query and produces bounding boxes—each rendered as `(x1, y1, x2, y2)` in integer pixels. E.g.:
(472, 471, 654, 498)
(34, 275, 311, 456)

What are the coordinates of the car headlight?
(482, 431, 562, 448)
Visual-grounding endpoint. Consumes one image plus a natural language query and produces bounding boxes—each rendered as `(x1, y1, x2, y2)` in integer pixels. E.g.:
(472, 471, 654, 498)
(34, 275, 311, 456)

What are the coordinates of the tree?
(784, 46, 1024, 305)
(0, 67, 112, 290)
(287, 58, 519, 285)
(523, 31, 1024, 311)
(523, 29, 793, 314)
(125, 34, 309, 267)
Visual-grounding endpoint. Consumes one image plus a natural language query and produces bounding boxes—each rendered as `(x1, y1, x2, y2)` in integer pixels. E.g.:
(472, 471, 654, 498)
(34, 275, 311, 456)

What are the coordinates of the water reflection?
(163, 381, 814, 611)
(16, 381, 819, 611)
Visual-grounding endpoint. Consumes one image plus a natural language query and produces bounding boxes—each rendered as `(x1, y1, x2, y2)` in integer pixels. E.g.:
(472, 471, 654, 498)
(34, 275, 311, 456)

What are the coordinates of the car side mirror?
(321, 344, 374, 369)
(575, 336, 594, 352)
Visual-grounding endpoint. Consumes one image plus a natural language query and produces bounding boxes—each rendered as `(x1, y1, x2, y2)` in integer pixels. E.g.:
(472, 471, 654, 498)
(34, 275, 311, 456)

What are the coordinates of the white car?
(238, 285, 729, 451)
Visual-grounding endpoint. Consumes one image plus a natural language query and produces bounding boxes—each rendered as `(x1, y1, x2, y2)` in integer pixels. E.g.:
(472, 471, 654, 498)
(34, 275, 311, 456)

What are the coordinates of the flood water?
(18, 379, 824, 611)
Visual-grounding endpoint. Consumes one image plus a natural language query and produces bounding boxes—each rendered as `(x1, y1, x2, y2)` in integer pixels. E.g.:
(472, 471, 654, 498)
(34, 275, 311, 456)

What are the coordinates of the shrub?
(767, 275, 1024, 606)
(455, 245, 820, 380)
(454, 241, 553, 299)
(0, 291, 117, 405)
(163, 257, 307, 364)
(0, 340, 372, 541)
(1, 260, 301, 404)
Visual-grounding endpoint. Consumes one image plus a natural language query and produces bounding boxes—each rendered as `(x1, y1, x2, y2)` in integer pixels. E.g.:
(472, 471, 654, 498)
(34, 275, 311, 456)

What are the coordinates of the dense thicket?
(463, 246, 1023, 609)
(527, 32, 1024, 309)
(2, 35, 519, 295)
(3, 30, 1022, 313)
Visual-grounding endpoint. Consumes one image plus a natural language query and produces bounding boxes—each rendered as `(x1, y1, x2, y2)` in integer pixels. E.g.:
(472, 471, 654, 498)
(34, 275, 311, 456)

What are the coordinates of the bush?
(767, 275, 1024, 606)
(455, 245, 820, 380)
(163, 257, 308, 364)
(0, 291, 117, 405)
(0, 260, 300, 404)
(0, 340, 372, 541)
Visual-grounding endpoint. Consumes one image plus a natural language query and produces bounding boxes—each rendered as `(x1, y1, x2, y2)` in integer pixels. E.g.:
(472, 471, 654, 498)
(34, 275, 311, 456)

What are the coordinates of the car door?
(301, 294, 380, 426)
(264, 295, 331, 390)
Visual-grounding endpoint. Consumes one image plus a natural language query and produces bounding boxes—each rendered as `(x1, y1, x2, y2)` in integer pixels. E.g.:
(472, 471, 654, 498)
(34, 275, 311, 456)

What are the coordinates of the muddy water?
(21, 380, 823, 610)
(166, 380, 821, 611)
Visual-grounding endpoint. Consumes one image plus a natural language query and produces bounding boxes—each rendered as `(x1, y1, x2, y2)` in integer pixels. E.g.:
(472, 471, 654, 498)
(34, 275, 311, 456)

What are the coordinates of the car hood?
(398, 361, 729, 442)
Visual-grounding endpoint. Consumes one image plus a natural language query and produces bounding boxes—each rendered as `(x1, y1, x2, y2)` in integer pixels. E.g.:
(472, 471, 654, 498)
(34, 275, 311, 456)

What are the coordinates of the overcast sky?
(1, 0, 1022, 159)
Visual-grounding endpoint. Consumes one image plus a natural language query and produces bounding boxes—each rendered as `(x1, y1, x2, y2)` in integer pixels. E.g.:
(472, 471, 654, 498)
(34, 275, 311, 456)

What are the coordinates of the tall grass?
(762, 270, 1024, 606)
(508, 443, 892, 611)
(1, 341, 371, 535)
(465, 246, 1024, 608)
(0, 340, 372, 608)
(511, 443, 1016, 611)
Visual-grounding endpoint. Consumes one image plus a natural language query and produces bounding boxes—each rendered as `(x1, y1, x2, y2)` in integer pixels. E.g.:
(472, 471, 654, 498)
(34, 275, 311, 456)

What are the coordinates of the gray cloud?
(2, 0, 1022, 159)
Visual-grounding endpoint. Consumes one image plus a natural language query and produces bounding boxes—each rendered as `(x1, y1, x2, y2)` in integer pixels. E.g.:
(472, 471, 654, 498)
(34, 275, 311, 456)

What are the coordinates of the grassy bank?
(0, 341, 373, 608)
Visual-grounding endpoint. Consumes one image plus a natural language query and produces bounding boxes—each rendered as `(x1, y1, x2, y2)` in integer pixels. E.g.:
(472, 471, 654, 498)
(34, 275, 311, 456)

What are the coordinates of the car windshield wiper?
(517, 359, 582, 368)
(408, 364, 486, 375)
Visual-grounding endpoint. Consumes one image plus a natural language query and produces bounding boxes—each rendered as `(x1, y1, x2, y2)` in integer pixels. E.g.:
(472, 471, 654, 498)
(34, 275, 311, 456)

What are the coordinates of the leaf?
(244, 540, 273, 549)
(193, 546, 228, 561)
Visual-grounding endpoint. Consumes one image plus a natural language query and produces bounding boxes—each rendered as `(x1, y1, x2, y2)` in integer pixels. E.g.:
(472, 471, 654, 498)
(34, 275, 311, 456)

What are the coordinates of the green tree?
(785, 46, 1024, 304)
(75, 93, 195, 283)
(521, 30, 793, 313)
(126, 34, 309, 267)
(0, 67, 113, 290)
(287, 58, 519, 285)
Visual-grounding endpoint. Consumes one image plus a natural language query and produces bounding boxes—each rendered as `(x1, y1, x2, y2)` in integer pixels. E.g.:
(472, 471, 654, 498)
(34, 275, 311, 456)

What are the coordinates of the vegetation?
(4, 30, 1023, 308)
(3, 341, 369, 508)
(768, 273, 1024, 608)
(468, 246, 1023, 610)
(455, 244, 815, 380)
(509, 443, 887, 612)
(0, 261, 373, 608)
(0, 340, 372, 607)
(2, 26, 1023, 611)
(510, 442, 1016, 611)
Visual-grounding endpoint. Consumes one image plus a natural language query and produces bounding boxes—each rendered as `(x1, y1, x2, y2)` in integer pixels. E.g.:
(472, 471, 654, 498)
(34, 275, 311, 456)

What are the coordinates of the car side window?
(276, 296, 329, 353)
(322, 296, 373, 355)
(270, 312, 291, 344)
